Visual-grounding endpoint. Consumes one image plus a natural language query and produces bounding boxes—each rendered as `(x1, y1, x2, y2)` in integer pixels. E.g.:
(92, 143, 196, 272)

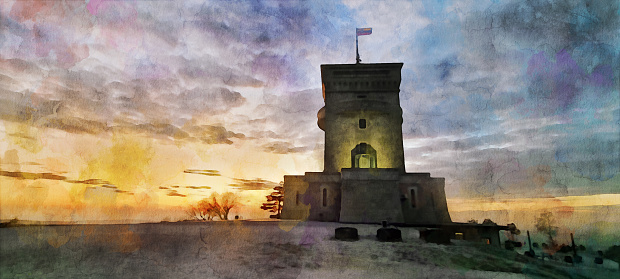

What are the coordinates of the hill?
(0, 221, 618, 278)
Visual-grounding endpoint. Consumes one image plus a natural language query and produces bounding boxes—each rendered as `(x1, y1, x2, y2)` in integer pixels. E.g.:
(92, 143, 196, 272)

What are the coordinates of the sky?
(0, 0, 618, 226)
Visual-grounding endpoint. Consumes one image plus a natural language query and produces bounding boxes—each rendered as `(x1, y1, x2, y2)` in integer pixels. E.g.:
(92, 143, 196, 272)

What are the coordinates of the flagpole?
(356, 31, 360, 64)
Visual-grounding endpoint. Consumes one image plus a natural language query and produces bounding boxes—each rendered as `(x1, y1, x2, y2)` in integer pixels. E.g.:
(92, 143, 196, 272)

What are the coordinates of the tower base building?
(281, 63, 452, 225)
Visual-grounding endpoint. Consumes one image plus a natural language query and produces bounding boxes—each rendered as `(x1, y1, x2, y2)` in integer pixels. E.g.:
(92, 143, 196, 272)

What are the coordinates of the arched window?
(351, 143, 377, 168)
(410, 188, 417, 208)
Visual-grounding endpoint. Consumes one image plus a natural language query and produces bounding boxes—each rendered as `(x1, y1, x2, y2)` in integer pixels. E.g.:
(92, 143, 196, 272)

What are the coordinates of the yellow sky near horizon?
(0, 123, 321, 222)
(2, 121, 619, 229)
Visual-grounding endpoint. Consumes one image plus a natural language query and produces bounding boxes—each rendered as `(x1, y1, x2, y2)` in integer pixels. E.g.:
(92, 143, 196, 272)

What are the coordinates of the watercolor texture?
(0, 0, 618, 278)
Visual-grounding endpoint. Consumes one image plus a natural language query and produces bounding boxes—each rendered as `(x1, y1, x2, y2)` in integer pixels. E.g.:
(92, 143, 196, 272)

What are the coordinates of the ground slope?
(0, 221, 617, 278)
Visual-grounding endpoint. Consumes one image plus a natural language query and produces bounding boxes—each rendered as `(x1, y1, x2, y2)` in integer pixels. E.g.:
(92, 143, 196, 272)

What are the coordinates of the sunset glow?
(0, 0, 618, 238)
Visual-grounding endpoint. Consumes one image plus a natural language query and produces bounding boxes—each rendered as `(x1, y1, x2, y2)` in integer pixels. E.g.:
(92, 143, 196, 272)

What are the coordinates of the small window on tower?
(359, 119, 366, 129)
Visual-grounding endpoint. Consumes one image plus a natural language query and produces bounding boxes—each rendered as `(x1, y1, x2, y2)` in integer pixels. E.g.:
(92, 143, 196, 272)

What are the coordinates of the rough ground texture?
(1, 221, 618, 278)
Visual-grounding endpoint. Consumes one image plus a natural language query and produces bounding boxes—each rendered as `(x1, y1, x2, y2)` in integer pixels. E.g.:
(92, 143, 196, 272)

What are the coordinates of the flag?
(356, 27, 372, 36)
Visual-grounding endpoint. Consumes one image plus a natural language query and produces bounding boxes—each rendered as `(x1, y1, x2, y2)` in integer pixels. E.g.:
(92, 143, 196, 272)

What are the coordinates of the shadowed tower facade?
(282, 62, 452, 225)
(320, 63, 406, 173)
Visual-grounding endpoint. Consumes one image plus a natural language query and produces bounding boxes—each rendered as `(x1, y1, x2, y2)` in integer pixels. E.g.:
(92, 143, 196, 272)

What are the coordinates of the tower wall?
(398, 173, 452, 224)
(320, 63, 405, 173)
(339, 168, 404, 223)
(281, 175, 310, 220)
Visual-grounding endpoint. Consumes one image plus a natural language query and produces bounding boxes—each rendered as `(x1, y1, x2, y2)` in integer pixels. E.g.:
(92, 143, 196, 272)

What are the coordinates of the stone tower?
(281, 62, 452, 225)
(319, 63, 405, 173)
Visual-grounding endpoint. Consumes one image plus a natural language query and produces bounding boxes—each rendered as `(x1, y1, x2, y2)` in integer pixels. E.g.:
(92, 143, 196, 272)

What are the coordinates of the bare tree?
(188, 192, 239, 221)
(187, 199, 218, 221)
(535, 211, 558, 246)
(214, 192, 238, 220)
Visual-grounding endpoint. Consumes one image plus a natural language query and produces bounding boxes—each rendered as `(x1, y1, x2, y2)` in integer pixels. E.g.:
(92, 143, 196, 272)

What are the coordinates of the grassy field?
(1, 221, 618, 278)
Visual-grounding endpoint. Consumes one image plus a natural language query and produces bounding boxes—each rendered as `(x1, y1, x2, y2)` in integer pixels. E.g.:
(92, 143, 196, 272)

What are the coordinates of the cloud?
(261, 141, 310, 154)
(177, 58, 264, 88)
(166, 190, 186, 197)
(114, 189, 134, 195)
(0, 170, 129, 196)
(0, 170, 66, 181)
(521, 49, 615, 114)
(182, 125, 245, 145)
(41, 116, 110, 135)
(121, 123, 190, 140)
(245, 89, 324, 154)
(159, 87, 247, 117)
(228, 178, 278, 191)
(185, 186, 212, 190)
(183, 169, 221, 176)
(1, 0, 617, 202)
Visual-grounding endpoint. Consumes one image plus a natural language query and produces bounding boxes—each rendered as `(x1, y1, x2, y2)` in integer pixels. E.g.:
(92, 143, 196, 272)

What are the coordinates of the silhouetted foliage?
(558, 245, 573, 253)
(467, 219, 478, 224)
(482, 219, 496, 225)
(507, 223, 521, 235)
(535, 211, 557, 246)
(188, 192, 239, 221)
(261, 182, 283, 218)
(0, 218, 19, 228)
(603, 245, 620, 263)
(594, 257, 604, 265)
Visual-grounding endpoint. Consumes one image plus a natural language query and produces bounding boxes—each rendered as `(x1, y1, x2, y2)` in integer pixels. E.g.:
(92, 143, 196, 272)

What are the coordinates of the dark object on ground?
(559, 245, 572, 253)
(377, 228, 402, 242)
(594, 257, 603, 265)
(335, 227, 359, 241)
(0, 218, 19, 228)
(573, 255, 582, 264)
(419, 229, 450, 244)
(525, 250, 536, 258)
(564, 256, 573, 264)
(505, 240, 515, 250)
(603, 245, 620, 264)
(504, 240, 523, 249)
(533, 242, 539, 248)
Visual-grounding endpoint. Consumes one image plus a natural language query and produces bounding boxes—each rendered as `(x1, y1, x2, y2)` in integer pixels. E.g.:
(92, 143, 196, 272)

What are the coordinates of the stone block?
(335, 227, 359, 241)
(376, 227, 402, 242)
(420, 229, 450, 244)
